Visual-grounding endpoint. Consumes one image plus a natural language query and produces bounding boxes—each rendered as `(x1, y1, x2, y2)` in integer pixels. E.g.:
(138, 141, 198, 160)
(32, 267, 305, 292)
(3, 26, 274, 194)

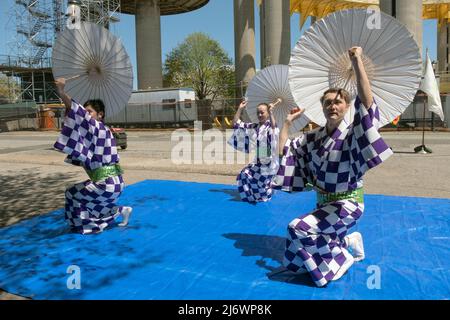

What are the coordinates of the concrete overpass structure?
(122, 0, 450, 95)
(233, 0, 291, 92)
(288, 0, 450, 93)
(120, 0, 210, 90)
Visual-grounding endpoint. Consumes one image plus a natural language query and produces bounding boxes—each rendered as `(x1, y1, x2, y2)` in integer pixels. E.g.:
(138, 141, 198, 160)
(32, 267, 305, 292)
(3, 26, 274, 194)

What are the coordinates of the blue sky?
(0, 0, 438, 89)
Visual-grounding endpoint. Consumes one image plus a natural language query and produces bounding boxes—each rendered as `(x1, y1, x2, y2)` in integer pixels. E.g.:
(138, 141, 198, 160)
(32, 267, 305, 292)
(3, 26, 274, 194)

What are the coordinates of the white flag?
(419, 53, 445, 121)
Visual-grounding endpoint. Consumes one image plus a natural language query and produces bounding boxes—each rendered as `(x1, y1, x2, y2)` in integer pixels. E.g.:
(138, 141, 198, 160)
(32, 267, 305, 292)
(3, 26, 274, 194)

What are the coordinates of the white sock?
(344, 232, 365, 262)
(118, 207, 132, 227)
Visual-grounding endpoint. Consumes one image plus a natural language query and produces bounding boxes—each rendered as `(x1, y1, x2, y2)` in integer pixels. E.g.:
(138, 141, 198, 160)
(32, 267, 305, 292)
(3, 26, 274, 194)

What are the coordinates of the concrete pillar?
(396, 0, 422, 55)
(135, 0, 163, 89)
(437, 18, 449, 91)
(260, 0, 290, 68)
(233, 0, 256, 95)
(380, 0, 422, 56)
(437, 16, 449, 71)
(379, 0, 394, 15)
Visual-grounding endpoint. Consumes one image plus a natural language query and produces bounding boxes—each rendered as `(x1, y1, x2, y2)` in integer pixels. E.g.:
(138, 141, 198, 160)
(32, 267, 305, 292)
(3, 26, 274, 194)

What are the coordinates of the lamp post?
(66, 0, 81, 28)
(67, 0, 81, 16)
(431, 60, 437, 131)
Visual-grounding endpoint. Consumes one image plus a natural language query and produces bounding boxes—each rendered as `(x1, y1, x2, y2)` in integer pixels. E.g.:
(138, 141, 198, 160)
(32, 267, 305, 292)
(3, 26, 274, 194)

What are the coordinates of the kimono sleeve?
(271, 133, 311, 192)
(351, 97, 394, 177)
(53, 99, 99, 165)
(226, 119, 257, 153)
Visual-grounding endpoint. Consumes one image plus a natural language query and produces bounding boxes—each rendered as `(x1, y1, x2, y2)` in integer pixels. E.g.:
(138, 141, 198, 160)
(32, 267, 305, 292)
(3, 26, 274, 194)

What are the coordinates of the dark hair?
(257, 103, 270, 112)
(320, 88, 351, 105)
(83, 99, 106, 118)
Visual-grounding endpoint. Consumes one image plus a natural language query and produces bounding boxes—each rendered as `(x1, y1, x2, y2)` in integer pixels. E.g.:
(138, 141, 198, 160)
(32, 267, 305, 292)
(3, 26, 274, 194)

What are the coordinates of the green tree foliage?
(0, 75, 20, 104)
(163, 32, 235, 100)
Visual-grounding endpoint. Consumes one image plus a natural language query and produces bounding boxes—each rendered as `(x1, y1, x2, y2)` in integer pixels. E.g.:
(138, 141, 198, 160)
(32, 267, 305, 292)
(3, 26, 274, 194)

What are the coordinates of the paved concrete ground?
(0, 129, 449, 299)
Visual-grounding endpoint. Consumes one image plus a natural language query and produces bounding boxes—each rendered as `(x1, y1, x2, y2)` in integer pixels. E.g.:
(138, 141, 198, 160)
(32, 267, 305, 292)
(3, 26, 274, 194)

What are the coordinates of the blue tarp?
(0, 180, 449, 299)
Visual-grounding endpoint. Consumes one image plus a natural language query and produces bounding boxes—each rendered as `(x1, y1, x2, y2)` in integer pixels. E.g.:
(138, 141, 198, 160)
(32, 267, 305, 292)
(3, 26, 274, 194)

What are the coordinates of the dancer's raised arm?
(349, 47, 373, 109)
(233, 100, 247, 126)
(279, 108, 304, 155)
(268, 103, 276, 129)
(55, 78, 72, 115)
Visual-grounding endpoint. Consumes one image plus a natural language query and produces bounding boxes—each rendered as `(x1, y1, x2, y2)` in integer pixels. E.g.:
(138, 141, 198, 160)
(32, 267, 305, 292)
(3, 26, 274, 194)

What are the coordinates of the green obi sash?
(85, 164, 123, 182)
(316, 187, 364, 205)
(305, 183, 364, 205)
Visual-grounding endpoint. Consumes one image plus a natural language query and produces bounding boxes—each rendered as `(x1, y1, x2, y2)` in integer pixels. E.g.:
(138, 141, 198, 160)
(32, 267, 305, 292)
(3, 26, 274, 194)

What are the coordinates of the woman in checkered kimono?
(272, 47, 393, 287)
(228, 100, 280, 203)
(53, 78, 132, 234)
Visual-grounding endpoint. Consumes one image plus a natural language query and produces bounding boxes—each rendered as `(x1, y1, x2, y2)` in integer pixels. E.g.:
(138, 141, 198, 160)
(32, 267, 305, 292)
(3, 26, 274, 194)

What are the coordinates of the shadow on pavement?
(0, 169, 80, 228)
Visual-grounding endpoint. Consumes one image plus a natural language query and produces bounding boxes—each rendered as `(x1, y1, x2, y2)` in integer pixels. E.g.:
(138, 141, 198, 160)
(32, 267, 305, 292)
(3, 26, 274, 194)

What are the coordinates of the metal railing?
(0, 54, 52, 69)
(82, 95, 450, 130)
(0, 101, 39, 131)
(1, 94, 448, 131)
(395, 93, 448, 130)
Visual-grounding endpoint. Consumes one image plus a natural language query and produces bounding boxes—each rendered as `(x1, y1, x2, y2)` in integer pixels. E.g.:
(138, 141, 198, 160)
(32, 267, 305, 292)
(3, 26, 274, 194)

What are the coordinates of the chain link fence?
(0, 94, 448, 132)
(0, 101, 38, 132)
(391, 93, 448, 130)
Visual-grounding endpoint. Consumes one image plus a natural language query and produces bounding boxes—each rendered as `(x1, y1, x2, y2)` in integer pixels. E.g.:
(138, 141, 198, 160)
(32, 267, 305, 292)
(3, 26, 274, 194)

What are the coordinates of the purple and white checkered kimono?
(272, 97, 393, 287)
(228, 119, 279, 203)
(54, 100, 126, 234)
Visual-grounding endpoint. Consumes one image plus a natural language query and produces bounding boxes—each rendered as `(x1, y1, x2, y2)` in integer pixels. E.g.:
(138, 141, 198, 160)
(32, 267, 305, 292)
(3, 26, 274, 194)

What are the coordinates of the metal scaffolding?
(12, 0, 60, 68)
(77, 0, 121, 28)
(0, 0, 121, 105)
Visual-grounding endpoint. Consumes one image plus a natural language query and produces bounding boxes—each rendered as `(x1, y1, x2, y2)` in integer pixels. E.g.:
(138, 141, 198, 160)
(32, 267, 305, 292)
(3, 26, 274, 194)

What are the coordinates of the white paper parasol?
(52, 22, 133, 117)
(289, 8, 422, 127)
(245, 64, 309, 134)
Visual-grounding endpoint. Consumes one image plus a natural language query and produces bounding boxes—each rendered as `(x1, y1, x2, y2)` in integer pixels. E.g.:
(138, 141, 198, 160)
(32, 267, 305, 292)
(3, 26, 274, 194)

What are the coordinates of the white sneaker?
(332, 248, 354, 281)
(344, 232, 365, 262)
(118, 207, 132, 227)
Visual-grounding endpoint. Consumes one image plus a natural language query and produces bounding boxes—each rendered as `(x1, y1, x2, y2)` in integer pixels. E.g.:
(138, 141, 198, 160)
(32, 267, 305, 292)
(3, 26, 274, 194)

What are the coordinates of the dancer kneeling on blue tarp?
(53, 78, 132, 234)
(272, 47, 393, 287)
(228, 99, 280, 203)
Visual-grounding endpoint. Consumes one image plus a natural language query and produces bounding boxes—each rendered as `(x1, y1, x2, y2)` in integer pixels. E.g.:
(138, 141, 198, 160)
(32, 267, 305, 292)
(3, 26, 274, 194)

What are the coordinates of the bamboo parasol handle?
(272, 98, 283, 107)
(65, 74, 83, 81)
